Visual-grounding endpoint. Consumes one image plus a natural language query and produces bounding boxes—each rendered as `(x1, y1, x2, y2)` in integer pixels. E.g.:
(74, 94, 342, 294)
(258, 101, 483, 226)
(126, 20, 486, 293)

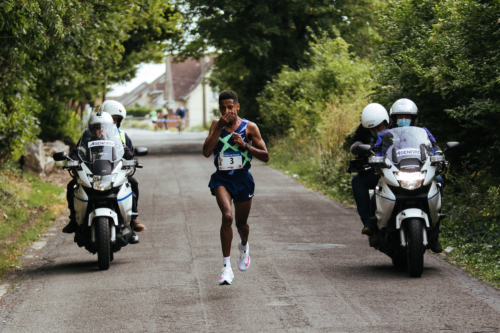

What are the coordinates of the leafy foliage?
(262, 36, 372, 199)
(259, 36, 373, 136)
(374, 0, 500, 178)
(0, 0, 182, 162)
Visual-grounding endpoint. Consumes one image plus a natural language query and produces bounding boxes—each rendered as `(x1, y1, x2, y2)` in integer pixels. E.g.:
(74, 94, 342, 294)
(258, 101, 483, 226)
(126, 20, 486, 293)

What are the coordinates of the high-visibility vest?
(118, 129, 126, 144)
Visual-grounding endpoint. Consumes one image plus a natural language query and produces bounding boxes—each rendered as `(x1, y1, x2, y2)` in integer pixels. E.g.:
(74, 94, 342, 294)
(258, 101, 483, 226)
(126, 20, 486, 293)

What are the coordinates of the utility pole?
(201, 56, 207, 129)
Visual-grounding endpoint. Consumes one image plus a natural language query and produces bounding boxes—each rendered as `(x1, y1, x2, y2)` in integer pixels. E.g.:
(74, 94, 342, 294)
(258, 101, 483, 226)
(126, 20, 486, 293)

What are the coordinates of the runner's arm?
(202, 120, 224, 157)
(234, 122, 269, 162)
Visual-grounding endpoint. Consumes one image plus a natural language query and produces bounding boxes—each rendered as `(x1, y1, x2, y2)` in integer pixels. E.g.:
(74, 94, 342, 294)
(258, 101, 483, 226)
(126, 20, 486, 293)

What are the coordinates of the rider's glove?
(123, 144, 135, 160)
(350, 141, 362, 154)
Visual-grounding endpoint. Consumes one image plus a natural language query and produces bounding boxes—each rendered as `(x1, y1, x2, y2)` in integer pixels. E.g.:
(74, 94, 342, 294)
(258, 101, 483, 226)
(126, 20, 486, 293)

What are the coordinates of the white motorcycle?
(357, 127, 458, 277)
(53, 125, 148, 270)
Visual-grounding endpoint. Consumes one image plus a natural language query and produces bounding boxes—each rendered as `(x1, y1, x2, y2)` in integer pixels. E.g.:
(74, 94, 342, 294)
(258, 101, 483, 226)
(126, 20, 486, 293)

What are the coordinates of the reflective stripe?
(375, 192, 396, 202)
(73, 195, 88, 203)
(428, 191, 440, 200)
(117, 192, 133, 202)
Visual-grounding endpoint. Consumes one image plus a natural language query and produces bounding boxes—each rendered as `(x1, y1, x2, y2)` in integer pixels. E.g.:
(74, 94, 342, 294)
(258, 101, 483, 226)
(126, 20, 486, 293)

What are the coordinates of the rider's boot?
(430, 221, 443, 253)
(62, 215, 78, 234)
(133, 219, 146, 232)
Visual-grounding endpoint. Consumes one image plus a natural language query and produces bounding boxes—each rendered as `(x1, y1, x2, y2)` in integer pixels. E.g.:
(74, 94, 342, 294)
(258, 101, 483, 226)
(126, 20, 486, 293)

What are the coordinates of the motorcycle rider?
(350, 103, 390, 236)
(375, 98, 444, 253)
(101, 100, 146, 233)
(62, 104, 145, 236)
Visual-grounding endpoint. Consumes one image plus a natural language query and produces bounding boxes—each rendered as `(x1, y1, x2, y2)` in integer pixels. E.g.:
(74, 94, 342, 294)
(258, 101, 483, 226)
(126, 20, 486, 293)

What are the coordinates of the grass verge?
(267, 138, 355, 207)
(0, 167, 65, 280)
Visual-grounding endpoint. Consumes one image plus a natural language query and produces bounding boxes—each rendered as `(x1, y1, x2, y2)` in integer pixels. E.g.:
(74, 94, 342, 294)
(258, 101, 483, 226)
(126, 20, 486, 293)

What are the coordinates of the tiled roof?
(107, 55, 215, 106)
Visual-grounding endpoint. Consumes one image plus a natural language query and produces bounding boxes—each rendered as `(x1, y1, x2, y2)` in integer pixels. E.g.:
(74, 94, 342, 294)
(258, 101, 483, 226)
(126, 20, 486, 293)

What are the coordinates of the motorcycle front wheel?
(96, 217, 111, 270)
(406, 218, 424, 277)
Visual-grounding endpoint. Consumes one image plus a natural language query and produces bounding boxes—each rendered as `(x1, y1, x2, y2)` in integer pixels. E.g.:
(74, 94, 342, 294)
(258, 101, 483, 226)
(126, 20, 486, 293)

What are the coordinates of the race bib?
(396, 148, 421, 157)
(88, 140, 114, 148)
(219, 151, 243, 170)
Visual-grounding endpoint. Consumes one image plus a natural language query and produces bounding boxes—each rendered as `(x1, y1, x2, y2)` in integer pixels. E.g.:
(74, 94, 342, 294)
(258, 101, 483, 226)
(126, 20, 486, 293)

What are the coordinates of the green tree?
(0, 0, 182, 161)
(180, 0, 382, 128)
(374, 0, 500, 178)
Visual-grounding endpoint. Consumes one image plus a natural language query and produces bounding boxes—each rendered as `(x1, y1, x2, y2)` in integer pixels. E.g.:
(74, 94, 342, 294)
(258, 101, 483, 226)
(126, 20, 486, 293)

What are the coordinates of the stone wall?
(23, 140, 70, 175)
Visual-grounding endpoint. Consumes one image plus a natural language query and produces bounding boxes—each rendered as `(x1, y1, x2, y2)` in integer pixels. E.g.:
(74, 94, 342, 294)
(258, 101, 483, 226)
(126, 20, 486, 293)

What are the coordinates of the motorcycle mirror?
(53, 152, 69, 161)
(134, 147, 148, 157)
(444, 142, 459, 152)
(357, 144, 372, 155)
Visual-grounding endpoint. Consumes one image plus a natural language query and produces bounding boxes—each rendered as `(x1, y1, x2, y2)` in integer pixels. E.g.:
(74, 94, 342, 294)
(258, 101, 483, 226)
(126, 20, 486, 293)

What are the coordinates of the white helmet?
(361, 103, 389, 129)
(390, 98, 418, 126)
(88, 112, 114, 139)
(99, 100, 127, 127)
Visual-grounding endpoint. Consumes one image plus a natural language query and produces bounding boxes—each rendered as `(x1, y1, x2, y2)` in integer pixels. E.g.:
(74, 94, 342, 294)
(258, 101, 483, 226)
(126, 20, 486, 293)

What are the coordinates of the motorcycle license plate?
(219, 151, 242, 170)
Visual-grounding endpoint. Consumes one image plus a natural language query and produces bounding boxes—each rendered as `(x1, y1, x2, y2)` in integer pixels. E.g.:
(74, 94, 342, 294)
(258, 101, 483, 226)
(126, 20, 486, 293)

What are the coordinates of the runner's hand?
(218, 111, 236, 128)
(232, 132, 245, 147)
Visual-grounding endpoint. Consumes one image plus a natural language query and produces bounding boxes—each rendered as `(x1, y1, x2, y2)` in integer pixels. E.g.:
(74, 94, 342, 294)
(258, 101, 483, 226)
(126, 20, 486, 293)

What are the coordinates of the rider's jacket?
(213, 118, 253, 177)
(351, 124, 378, 153)
(374, 127, 442, 157)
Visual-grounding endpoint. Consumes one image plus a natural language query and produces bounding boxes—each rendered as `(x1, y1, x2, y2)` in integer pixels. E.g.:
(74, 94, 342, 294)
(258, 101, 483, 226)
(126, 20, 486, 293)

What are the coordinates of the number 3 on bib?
(219, 151, 243, 170)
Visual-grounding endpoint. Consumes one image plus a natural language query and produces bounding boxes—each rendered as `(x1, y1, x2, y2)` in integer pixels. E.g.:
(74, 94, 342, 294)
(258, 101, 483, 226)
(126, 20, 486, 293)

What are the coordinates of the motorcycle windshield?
(76, 123, 124, 174)
(382, 127, 432, 164)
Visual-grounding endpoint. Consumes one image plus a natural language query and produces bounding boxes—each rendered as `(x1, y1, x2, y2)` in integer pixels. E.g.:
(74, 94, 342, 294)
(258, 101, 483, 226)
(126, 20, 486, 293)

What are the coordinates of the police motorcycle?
(53, 113, 148, 270)
(356, 127, 458, 277)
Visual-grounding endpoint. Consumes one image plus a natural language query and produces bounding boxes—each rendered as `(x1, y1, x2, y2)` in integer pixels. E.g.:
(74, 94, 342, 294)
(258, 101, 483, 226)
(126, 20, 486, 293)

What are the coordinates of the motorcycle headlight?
(395, 171, 426, 190)
(92, 175, 114, 191)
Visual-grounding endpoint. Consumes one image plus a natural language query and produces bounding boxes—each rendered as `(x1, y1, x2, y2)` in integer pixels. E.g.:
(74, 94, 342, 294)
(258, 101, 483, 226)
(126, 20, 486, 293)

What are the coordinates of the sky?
(107, 62, 166, 97)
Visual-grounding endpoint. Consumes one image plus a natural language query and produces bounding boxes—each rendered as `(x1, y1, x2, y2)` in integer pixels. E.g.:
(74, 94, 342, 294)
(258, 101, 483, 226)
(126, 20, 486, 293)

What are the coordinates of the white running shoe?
(237, 241, 251, 271)
(219, 265, 234, 285)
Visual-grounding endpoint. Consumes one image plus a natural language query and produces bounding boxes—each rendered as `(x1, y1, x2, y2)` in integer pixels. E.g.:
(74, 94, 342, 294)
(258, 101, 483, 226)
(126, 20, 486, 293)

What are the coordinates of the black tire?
(406, 218, 424, 277)
(96, 217, 110, 270)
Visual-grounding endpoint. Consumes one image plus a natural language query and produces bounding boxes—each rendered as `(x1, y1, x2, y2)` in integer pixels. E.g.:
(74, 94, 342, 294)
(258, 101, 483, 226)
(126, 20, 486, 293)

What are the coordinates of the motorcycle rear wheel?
(406, 218, 424, 277)
(96, 217, 110, 270)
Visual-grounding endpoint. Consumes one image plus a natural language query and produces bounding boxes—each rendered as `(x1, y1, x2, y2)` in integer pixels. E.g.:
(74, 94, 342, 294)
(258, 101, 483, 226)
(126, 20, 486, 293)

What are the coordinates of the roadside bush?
(37, 103, 81, 144)
(126, 107, 152, 118)
(440, 167, 500, 287)
(0, 95, 41, 163)
(261, 35, 373, 202)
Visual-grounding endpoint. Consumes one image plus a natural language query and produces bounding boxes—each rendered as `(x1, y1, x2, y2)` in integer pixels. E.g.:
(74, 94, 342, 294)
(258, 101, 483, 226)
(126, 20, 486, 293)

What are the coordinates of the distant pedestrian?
(150, 109, 158, 131)
(161, 108, 168, 129)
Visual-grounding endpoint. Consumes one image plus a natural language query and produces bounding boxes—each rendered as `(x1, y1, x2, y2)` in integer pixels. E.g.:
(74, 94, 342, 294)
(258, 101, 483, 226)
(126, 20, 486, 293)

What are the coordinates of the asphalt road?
(1, 129, 500, 332)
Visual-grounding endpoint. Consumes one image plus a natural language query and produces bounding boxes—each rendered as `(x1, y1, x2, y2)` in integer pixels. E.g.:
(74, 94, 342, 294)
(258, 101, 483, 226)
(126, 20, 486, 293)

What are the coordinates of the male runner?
(203, 90, 270, 285)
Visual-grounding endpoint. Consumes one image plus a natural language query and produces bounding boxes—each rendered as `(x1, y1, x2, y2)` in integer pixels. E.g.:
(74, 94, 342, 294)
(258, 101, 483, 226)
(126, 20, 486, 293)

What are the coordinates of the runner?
(202, 90, 270, 285)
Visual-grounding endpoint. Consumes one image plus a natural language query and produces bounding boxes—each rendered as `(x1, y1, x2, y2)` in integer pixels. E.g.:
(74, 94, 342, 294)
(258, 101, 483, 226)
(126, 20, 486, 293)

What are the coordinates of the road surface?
(0, 129, 499, 332)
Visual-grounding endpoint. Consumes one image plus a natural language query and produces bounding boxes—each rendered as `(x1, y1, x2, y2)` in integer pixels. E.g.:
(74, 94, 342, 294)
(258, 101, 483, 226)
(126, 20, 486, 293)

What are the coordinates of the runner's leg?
(215, 186, 233, 257)
(234, 199, 252, 246)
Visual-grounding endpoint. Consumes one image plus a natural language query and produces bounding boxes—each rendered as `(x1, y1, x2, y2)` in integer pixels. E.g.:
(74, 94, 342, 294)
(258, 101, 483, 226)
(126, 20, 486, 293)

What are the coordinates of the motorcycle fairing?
(77, 163, 92, 188)
(117, 184, 133, 226)
(112, 161, 127, 187)
(74, 185, 88, 226)
(396, 208, 430, 229)
(89, 208, 119, 227)
(427, 181, 441, 225)
(375, 181, 396, 228)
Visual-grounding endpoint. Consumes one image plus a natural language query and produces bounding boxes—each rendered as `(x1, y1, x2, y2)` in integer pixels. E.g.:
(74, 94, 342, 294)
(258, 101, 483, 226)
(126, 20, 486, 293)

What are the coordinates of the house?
(107, 55, 219, 128)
